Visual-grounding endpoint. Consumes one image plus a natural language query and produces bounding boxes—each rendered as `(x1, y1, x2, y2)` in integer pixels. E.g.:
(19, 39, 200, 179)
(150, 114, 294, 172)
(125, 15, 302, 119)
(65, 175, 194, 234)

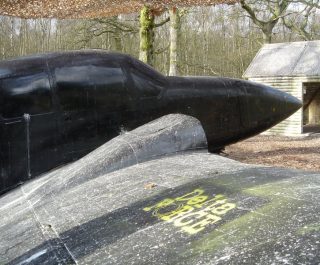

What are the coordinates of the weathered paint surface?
(1, 114, 319, 265)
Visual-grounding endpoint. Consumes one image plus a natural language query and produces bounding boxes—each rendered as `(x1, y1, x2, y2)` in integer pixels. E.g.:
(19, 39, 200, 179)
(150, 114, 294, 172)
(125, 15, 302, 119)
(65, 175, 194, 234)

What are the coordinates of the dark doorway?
(303, 82, 320, 133)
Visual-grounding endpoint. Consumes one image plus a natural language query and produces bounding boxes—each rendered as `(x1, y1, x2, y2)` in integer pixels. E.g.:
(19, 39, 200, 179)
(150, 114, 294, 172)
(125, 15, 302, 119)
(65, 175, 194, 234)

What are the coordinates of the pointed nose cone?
(285, 91, 302, 113)
(241, 82, 302, 134)
(266, 86, 302, 121)
(282, 92, 302, 117)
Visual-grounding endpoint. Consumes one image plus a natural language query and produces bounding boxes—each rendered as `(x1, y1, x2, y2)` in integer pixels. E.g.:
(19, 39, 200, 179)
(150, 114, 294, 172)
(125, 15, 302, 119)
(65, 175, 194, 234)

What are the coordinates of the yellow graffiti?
(143, 189, 236, 235)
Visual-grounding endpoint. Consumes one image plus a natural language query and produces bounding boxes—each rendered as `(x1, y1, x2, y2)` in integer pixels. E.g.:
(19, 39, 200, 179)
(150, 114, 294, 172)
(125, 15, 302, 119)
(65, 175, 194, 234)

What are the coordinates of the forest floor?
(224, 134, 320, 172)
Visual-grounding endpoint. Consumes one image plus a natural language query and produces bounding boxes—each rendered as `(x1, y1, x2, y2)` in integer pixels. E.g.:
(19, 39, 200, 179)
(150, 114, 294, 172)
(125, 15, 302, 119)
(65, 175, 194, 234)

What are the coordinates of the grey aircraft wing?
(0, 114, 319, 265)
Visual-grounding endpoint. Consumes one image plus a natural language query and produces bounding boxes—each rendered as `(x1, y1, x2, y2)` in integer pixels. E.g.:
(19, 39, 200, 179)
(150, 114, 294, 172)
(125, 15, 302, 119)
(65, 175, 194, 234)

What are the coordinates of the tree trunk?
(47, 19, 52, 51)
(114, 31, 123, 51)
(10, 18, 15, 55)
(139, 5, 155, 65)
(19, 19, 25, 56)
(169, 7, 181, 76)
(262, 31, 272, 44)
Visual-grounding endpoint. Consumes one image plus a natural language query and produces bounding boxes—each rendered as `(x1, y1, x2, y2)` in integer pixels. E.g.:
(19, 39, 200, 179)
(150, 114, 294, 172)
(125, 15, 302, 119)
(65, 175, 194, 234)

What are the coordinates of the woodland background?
(1, 0, 320, 78)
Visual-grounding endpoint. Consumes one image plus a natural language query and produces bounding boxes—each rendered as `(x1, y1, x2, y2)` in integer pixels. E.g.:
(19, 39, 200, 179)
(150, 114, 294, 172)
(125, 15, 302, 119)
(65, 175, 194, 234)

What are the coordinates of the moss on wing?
(187, 179, 306, 255)
(297, 223, 320, 235)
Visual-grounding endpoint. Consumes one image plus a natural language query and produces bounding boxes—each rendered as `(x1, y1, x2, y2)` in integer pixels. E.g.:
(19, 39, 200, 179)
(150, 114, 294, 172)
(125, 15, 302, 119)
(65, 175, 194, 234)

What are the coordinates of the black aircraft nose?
(277, 90, 302, 117)
(239, 81, 302, 134)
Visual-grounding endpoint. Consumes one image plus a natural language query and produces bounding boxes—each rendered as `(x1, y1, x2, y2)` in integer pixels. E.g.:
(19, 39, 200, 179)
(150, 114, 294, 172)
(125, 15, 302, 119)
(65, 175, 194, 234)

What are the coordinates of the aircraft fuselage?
(0, 50, 301, 193)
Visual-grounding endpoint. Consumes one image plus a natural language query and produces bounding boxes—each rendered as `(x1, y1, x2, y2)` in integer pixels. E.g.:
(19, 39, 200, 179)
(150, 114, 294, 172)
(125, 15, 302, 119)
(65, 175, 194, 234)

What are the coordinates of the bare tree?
(2, 3, 320, 77)
(139, 5, 169, 66)
(240, 0, 290, 43)
(169, 7, 187, 76)
(169, 7, 181, 75)
(283, 0, 320, 41)
(75, 16, 138, 51)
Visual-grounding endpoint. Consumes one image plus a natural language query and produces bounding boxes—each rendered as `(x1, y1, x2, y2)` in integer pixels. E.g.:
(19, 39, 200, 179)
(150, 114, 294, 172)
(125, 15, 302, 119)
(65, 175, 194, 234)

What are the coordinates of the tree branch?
(155, 17, 170, 27)
(240, 0, 264, 27)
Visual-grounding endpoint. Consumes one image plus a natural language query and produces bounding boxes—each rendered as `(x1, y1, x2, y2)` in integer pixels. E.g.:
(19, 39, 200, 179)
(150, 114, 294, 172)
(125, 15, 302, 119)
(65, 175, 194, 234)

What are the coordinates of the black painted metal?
(0, 50, 302, 193)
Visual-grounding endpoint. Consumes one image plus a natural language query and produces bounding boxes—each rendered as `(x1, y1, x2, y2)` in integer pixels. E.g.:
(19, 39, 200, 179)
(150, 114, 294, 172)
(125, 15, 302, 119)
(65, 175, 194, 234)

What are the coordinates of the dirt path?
(224, 135, 320, 171)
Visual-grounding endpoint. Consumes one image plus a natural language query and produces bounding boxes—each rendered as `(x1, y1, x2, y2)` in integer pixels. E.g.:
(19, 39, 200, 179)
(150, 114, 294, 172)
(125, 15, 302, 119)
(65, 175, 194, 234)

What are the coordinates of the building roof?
(244, 41, 320, 78)
(0, 0, 237, 19)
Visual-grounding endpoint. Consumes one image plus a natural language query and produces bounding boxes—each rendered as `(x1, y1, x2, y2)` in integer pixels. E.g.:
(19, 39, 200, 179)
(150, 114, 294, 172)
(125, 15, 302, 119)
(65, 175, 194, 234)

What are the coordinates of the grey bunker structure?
(244, 40, 320, 135)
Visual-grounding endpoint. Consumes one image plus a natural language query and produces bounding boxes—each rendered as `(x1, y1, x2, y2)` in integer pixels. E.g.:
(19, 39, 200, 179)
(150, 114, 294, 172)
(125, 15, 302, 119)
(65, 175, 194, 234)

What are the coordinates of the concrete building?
(244, 40, 320, 135)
